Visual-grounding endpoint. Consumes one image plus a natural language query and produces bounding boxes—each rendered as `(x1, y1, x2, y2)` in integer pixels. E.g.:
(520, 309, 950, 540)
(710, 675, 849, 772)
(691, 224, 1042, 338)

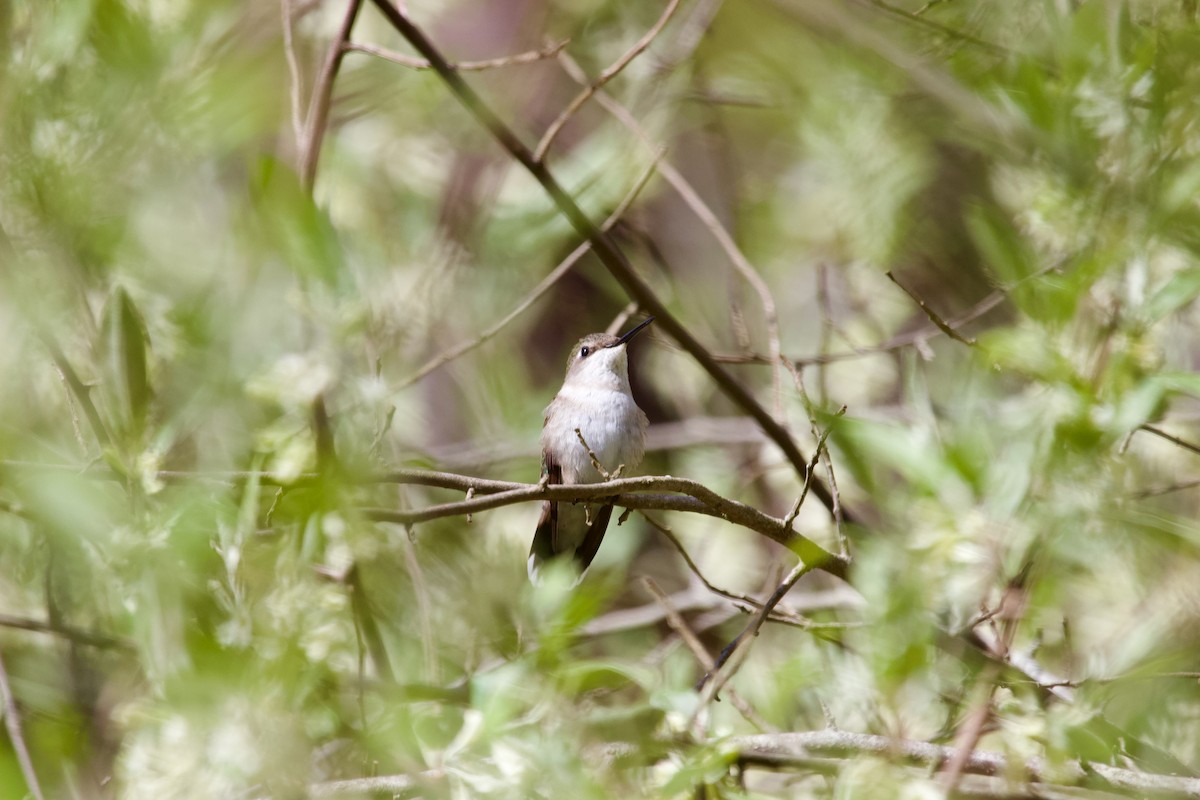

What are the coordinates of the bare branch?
(534, 0, 682, 161)
(855, 0, 1012, 57)
(0, 613, 133, 651)
(1138, 424, 1200, 458)
(299, 769, 444, 798)
(886, 270, 977, 348)
(344, 39, 569, 71)
(299, 0, 363, 191)
(733, 729, 1200, 797)
(365, 469, 849, 579)
(393, 148, 662, 391)
(695, 556, 817, 701)
(281, 0, 306, 147)
(575, 427, 624, 479)
(781, 405, 845, 530)
(362, 0, 847, 520)
(642, 577, 776, 733)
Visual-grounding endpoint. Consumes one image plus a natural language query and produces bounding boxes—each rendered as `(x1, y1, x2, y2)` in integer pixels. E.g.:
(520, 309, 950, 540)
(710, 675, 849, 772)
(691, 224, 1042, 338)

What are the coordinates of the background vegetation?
(3, 0, 1200, 797)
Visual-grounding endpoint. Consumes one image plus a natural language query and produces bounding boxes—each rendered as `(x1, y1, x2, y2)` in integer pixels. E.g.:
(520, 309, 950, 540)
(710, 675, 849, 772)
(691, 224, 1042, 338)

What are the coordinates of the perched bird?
(528, 317, 654, 582)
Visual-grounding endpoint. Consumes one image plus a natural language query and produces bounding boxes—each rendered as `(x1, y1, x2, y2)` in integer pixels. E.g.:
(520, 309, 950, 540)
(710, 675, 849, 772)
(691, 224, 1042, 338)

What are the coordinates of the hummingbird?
(527, 316, 654, 582)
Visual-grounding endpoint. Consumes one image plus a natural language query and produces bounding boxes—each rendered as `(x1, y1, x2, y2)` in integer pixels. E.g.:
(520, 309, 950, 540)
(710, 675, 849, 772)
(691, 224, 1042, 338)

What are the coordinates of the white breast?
(542, 385, 648, 484)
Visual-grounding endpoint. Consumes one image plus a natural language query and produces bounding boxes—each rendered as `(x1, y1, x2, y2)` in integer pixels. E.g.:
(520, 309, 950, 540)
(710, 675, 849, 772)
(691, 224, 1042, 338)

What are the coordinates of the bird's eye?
(580, 346, 590, 358)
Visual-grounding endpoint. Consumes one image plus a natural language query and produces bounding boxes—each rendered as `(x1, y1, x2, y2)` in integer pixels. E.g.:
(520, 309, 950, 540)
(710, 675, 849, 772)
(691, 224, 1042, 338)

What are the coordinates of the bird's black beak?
(615, 316, 654, 346)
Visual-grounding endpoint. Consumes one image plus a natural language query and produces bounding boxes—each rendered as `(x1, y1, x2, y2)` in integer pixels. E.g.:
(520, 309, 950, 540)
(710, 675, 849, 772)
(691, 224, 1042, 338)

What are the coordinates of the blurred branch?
(281, 0, 306, 146)
(641, 577, 776, 734)
(696, 556, 818, 697)
(533, 0, 682, 161)
(887, 270, 977, 347)
(393, 148, 663, 391)
(366, 469, 849, 579)
(0, 613, 133, 651)
(783, 361, 847, 554)
(854, 0, 1012, 57)
(709, 258, 1064, 367)
(556, 51, 787, 419)
(733, 729, 1200, 797)
(769, 0, 1028, 152)
(1138, 424, 1200, 458)
(692, 411, 846, 701)
(362, 0, 848, 521)
(299, 770, 443, 798)
(0, 648, 45, 800)
(344, 39, 568, 71)
(299, 0, 362, 190)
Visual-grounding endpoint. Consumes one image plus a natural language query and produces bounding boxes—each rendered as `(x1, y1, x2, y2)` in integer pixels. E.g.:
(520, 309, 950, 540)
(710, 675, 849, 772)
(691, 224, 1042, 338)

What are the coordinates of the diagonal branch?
(0, 648, 45, 800)
(299, 0, 363, 190)
(886, 270, 977, 347)
(363, 0, 848, 521)
(393, 147, 663, 390)
(534, 0, 682, 161)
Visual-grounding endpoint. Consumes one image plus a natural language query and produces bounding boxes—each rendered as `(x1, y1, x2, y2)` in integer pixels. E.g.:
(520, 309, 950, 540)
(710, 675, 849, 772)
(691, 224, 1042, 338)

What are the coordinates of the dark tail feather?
(573, 504, 613, 574)
(527, 500, 558, 582)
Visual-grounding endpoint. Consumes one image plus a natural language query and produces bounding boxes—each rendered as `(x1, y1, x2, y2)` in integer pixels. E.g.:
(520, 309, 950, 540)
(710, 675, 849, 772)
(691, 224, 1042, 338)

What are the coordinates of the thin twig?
(364, 0, 844, 519)
(641, 513, 767, 610)
(0, 648, 45, 800)
(784, 362, 847, 555)
(641, 577, 775, 733)
(0, 614, 133, 650)
(855, 0, 1011, 57)
(781, 405, 845, 530)
(886, 270, 977, 347)
(1138, 424, 1200, 457)
(556, 51, 787, 424)
(393, 150, 662, 390)
(299, 0, 363, 190)
(694, 557, 817, 706)
(344, 39, 569, 71)
(533, 0, 682, 161)
(575, 427, 623, 480)
(281, 0, 306, 147)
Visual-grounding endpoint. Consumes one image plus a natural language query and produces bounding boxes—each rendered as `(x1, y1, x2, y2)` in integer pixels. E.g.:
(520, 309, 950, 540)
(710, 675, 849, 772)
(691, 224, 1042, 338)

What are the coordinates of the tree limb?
(366, 470, 849, 579)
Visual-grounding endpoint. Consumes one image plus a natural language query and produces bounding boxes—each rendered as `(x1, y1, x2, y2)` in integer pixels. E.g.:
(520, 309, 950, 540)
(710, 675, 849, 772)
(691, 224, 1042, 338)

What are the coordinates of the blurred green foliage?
(3, 0, 1200, 797)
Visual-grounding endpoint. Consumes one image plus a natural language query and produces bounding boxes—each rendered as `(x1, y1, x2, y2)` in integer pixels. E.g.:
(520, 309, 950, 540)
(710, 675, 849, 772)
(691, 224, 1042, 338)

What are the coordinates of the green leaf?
(1143, 268, 1200, 323)
(101, 284, 152, 441)
(248, 157, 343, 290)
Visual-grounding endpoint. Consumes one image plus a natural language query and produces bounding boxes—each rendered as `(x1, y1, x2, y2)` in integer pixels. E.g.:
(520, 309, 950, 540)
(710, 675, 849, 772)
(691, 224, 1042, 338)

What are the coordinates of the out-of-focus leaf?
(660, 741, 738, 795)
(100, 284, 152, 441)
(558, 659, 656, 693)
(1142, 268, 1200, 323)
(247, 157, 343, 290)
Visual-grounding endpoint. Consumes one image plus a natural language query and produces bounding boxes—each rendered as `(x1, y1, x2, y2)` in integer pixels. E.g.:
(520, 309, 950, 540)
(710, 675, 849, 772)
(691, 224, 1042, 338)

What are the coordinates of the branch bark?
(733, 730, 1200, 797)
(367, 469, 849, 579)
